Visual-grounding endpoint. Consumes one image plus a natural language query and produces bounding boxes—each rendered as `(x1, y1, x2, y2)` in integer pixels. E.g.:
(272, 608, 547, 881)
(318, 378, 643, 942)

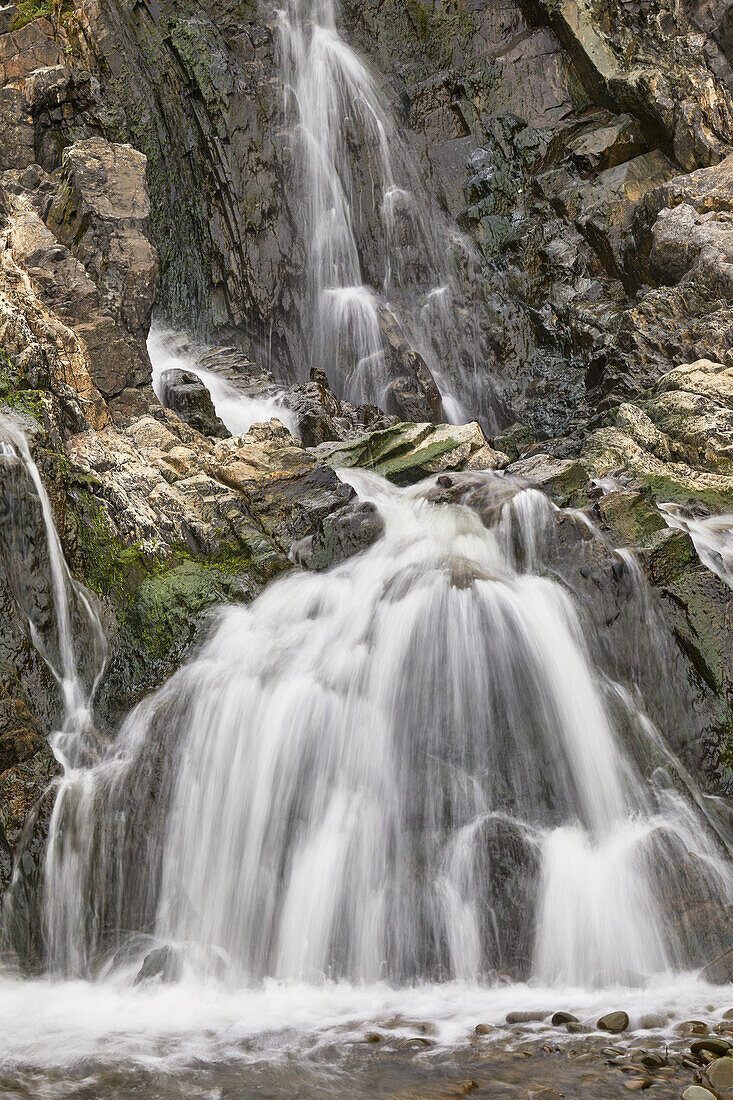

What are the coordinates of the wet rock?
(474, 1023, 494, 1035)
(682, 1087, 718, 1100)
(597, 1011, 630, 1032)
(318, 421, 508, 485)
(506, 1010, 548, 1024)
(678, 1021, 711, 1037)
(623, 1079, 652, 1091)
(707, 1056, 733, 1091)
(157, 369, 228, 438)
(291, 500, 385, 571)
(46, 137, 159, 399)
(639, 1014, 668, 1029)
(691, 1037, 733, 1057)
(133, 945, 183, 984)
(505, 454, 588, 506)
(552, 1012, 579, 1025)
(701, 948, 733, 984)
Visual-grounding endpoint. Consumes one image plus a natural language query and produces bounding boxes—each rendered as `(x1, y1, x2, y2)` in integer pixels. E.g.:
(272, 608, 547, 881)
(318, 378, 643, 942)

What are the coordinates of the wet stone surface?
(2, 1026, 732, 1099)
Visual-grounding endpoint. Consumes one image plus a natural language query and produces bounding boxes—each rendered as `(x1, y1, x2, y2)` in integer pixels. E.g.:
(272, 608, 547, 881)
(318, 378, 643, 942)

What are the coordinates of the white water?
(660, 501, 733, 589)
(0, 415, 106, 766)
(148, 329, 300, 437)
(29, 470, 733, 993)
(278, 0, 494, 424)
(1, 441, 732, 1083)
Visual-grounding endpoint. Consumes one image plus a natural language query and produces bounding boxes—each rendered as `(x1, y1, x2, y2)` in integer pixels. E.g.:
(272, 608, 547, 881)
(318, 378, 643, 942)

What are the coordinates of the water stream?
(278, 0, 497, 425)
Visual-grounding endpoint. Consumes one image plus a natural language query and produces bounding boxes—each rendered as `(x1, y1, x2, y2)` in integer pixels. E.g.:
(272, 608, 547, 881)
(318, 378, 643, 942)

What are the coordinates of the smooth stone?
(362, 1032, 382, 1043)
(691, 1037, 733, 1057)
(598, 1011, 630, 1033)
(624, 1079, 652, 1091)
(398, 1036, 433, 1049)
(708, 1055, 733, 1090)
(682, 1088, 718, 1100)
(678, 1021, 710, 1036)
(552, 1011, 579, 1025)
(641, 1053, 666, 1068)
(603, 1046, 625, 1055)
(474, 1023, 493, 1035)
(506, 1010, 548, 1024)
(567, 1021, 591, 1033)
(639, 1013, 668, 1029)
(723, 1009, 733, 1020)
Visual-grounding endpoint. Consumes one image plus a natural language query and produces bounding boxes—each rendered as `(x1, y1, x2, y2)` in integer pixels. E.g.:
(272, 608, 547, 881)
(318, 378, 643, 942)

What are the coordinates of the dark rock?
(552, 1011, 579, 1025)
(158, 369, 228, 438)
(133, 945, 183, 984)
(506, 1010, 548, 1024)
(691, 1036, 733, 1057)
(291, 500, 385, 571)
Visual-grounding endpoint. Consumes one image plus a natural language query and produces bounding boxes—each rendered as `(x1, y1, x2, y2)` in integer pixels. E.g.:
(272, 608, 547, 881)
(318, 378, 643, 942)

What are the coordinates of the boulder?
(157, 369, 228, 438)
(318, 421, 508, 485)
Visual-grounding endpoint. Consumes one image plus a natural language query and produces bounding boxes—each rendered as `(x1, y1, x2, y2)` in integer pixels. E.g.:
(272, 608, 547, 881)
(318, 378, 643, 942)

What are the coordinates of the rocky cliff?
(1, 0, 733, 960)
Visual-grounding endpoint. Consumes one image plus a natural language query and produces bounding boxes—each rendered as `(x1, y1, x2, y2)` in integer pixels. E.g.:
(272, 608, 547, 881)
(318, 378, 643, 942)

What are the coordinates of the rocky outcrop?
(318, 420, 509, 484)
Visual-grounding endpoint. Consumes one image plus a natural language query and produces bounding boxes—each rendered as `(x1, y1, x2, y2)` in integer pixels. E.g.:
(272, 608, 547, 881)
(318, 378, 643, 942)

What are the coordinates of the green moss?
(9, 0, 75, 31)
(0, 358, 45, 424)
(640, 473, 733, 514)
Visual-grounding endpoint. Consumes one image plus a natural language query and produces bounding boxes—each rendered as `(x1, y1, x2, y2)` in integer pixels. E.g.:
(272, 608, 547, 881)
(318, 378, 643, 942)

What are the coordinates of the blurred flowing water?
(1, 410, 733, 1090)
(278, 0, 499, 425)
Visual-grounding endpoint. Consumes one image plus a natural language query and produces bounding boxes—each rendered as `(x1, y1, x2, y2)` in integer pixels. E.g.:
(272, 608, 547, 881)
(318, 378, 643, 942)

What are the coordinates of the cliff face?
(1, 0, 733, 957)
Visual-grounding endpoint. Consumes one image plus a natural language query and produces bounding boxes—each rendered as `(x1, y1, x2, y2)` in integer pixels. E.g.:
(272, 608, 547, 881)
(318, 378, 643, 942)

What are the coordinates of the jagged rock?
(317, 422, 508, 485)
(291, 500, 385, 571)
(505, 454, 589, 505)
(133, 945, 183, 985)
(45, 138, 159, 398)
(158, 369, 228, 438)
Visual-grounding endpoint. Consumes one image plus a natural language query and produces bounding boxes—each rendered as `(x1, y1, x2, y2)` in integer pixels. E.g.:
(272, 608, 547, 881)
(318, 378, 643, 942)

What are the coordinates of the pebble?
(624, 1078, 652, 1091)
(566, 1022, 591, 1033)
(506, 1010, 548, 1024)
(474, 1023, 493, 1035)
(598, 1011, 630, 1033)
(603, 1046, 625, 1056)
(723, 1008, 733, 1020)
(641, 1053, 667, 1068)
(707, 1054, 733, 1091)
(682, 1088, 718, 1100)
(362, 1031, 382, 1043)
(552, 1011, 578, 1026)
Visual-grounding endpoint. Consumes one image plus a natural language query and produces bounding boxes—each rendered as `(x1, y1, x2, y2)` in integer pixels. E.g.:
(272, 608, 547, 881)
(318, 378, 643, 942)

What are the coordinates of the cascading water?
(0, 414, 107, 973)
(148, 328, 301, 438)
(660, 501, 733, 589)
(0, 415, 107, 768)
(278, 0, 497, 426)
(29, 468, 733, 995)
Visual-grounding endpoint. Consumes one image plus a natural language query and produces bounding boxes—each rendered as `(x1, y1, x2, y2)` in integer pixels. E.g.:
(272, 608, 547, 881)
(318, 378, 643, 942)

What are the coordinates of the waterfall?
(278, 0, 497, 426)
(0, 415, 107, 766)
(0, 414, 107, 972)
(33, 468, 733, 988)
